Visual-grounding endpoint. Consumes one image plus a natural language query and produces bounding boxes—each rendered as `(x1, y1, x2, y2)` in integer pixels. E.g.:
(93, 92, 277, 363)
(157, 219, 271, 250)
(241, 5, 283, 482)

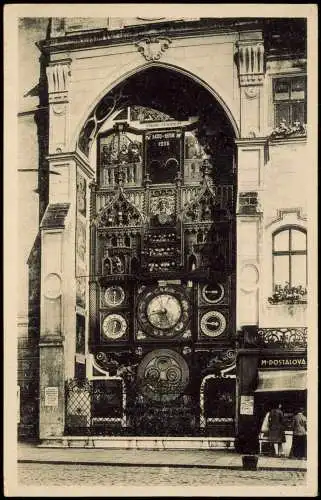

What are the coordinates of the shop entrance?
(255, 389, 307, 432)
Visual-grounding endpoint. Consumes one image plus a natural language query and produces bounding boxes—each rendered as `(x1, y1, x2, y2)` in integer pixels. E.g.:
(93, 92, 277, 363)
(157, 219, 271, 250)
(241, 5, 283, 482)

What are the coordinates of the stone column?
(235, 32, 267, 332)
(39, 205, 69, 439)
(39, 56, 94, 439)
(236, 34, 265, 138)
(39, 151, 93, 440)
(234, 34, 267, 451)
(235, 138, 267, 331)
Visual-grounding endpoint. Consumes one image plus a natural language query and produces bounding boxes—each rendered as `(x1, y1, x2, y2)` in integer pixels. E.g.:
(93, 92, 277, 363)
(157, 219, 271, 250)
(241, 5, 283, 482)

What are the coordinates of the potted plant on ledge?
(269, 119, 307, 140)
(268, 283, 307, 305)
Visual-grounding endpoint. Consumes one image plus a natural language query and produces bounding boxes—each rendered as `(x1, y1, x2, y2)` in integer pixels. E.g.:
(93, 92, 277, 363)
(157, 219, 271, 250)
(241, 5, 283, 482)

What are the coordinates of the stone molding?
(265, 207, 307, 229)
(39, 335, 65, 347)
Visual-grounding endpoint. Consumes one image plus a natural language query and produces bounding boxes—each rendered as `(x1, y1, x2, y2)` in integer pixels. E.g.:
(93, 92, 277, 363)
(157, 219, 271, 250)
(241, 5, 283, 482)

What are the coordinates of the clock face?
(104, 286, 125, 307)
(200, 311, 227, 338)
(146, 293, 182, 329)
(202, 283, 225, 304)
(102, 313, 127, 340)
(137, 286, 190, 338)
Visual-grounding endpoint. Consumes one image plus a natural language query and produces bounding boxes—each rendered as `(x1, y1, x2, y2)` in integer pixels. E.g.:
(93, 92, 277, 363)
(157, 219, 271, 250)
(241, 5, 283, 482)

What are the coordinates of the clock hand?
(158, 296, 165, 310)
(149, 310, 166, 316)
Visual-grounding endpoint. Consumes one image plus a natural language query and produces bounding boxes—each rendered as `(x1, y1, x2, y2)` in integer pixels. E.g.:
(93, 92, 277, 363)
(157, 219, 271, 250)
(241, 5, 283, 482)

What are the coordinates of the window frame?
(272, 75, 307, 128)
(272, 226, 307, 289)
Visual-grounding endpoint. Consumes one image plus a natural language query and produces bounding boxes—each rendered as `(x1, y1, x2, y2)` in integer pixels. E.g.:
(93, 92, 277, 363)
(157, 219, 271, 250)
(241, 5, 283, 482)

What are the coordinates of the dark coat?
(268, 408, 285, 443)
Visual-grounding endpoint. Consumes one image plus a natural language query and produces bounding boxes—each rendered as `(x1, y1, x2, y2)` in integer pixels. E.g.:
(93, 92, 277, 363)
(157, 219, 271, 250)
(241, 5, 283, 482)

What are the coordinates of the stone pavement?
(18, 441, 307, 471)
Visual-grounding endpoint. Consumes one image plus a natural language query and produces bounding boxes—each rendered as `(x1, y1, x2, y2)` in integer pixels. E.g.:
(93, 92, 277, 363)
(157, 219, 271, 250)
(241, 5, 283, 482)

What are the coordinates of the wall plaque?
(240, 395, 254, 415)
(44, 386, 59, 407)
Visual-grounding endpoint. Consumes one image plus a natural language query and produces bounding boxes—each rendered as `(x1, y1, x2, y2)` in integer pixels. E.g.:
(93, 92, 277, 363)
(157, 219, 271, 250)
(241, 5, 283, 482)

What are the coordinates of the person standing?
(268, 403, 286, 457)
(260, 409, 273, 455)
(291, 408, 307, 459)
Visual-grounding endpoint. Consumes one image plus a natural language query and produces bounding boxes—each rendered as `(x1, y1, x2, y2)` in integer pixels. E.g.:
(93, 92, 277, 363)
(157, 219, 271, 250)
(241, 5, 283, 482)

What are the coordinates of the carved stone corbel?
(46, 59, 71, 103)
(136, 37, 171, 61)
(236, 41, 265, 87)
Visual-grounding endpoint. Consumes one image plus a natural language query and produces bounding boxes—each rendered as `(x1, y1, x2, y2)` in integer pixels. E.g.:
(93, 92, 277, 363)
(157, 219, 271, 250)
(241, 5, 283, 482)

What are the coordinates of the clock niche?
(91, 108, 235, 359)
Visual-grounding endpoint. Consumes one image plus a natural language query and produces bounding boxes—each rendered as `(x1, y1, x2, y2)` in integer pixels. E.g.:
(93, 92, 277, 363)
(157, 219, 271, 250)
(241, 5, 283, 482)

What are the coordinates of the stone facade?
(17, 17, 310, 446)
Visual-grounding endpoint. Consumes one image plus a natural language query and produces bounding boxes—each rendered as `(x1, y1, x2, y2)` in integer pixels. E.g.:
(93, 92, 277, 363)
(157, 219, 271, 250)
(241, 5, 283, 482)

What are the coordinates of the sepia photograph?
(4, 4, 318, 497)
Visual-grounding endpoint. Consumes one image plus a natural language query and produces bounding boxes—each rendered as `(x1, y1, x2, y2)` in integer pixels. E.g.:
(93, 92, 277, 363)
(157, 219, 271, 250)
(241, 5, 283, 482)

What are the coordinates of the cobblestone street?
(18, 462, 306, 487)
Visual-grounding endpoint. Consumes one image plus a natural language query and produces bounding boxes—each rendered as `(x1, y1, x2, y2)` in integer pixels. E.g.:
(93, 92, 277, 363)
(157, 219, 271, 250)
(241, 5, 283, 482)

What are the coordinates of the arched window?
(272, 227, 307, 288)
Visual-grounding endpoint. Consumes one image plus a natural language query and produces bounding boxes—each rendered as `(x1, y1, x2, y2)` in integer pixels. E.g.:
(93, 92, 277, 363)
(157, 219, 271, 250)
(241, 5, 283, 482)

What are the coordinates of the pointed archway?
(81, 64, 238, 438)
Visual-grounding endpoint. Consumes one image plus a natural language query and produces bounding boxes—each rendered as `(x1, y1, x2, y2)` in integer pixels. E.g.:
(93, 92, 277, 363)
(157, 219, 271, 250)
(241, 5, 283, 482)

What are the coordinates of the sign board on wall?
(259, 355, 307, 370)
(44, 387, 59, 407)
(240, 395, 254, 415)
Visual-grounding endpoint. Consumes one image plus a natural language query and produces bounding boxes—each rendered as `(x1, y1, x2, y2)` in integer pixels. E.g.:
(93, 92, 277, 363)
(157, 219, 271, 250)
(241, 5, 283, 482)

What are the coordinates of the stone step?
(39, 436, 235, 450)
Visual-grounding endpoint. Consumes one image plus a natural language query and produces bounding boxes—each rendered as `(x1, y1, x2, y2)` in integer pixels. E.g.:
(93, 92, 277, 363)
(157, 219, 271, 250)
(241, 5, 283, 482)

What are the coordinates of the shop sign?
(259, 355, 307, 370)
(240, 395, 254, 415)
(44, 386, 59, 407)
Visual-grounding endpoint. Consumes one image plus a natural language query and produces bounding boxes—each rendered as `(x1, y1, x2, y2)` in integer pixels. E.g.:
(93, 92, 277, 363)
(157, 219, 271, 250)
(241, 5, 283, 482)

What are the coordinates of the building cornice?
(37, 18, 264, 55)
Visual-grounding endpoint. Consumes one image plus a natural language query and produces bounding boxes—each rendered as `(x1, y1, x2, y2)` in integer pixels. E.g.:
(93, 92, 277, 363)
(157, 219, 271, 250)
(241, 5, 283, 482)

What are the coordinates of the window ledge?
(267, 301, 307, 306)
(268, 135, 307, 145)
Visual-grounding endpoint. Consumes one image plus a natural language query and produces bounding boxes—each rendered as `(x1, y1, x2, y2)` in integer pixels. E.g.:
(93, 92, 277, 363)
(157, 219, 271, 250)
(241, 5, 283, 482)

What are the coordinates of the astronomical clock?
(88, 106, 236, 435)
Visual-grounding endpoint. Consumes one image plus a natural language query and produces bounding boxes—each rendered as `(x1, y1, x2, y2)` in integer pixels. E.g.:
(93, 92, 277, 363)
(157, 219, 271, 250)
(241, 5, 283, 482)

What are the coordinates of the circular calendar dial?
(104, 286, 125, 307)
(202, 283, 225, 304)
(102, 313, 127, 340)
(200, 311, 226, 337)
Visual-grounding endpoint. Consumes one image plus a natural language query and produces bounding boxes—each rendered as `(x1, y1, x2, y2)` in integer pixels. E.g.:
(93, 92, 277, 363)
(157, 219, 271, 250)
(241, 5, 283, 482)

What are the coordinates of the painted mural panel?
(76, 313, 86, 354)
(76, 274, 86, 308)
(77, 173, 87, 217)
(76, 218, 86, 263)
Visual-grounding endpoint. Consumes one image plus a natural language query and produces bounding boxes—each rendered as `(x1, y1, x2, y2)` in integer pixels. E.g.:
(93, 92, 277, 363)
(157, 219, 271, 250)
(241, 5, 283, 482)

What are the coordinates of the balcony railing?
(257, 327, 307, 349)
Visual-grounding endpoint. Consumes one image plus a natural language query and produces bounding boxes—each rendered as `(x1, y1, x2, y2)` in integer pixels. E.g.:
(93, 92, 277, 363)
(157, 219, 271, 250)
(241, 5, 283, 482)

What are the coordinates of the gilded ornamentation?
(96, 189, 144, 228)
(130, 105, 173, 122)
(182, 184, 216, 223)
(125, 190, 145, 214)
(150, 190, 176, 224)
(136, 37, 171, 61)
